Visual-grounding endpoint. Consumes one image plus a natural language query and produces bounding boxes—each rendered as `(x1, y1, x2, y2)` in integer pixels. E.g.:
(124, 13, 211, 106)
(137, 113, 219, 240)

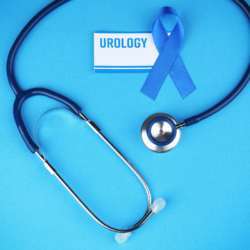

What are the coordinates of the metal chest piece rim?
(141, 113, 181, 153)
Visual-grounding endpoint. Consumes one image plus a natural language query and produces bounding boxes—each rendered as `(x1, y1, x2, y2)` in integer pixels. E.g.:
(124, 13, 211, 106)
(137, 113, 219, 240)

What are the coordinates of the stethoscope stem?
(176, 122, 186, 129)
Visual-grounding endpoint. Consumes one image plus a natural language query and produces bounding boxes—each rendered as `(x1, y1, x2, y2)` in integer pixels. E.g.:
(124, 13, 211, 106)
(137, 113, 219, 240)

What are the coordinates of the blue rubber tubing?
(6, 0, 82, 153)
(184, 0, 250, 126)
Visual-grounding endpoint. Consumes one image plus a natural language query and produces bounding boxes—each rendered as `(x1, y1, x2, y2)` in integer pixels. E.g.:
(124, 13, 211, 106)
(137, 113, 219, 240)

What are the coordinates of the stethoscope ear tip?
(141, 113, 181, 153)
(114, 198, 166, 243)
(150, 198, 166, 214)
(115, 231, 132, 243)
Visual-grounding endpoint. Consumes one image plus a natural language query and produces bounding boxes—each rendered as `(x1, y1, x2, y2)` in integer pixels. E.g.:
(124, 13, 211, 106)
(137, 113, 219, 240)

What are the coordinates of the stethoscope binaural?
(6, 0, 250, 244)
(142, 0, 250, 153)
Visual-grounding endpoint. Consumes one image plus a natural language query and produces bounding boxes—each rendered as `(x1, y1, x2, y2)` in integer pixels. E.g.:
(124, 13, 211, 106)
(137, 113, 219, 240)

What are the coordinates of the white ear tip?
(150, 198, 166, 214)
(115, 232, 132, 243)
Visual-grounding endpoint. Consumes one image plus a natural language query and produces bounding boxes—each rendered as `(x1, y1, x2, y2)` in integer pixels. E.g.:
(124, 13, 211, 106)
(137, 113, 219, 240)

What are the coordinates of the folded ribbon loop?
(140, 7, 196, 100)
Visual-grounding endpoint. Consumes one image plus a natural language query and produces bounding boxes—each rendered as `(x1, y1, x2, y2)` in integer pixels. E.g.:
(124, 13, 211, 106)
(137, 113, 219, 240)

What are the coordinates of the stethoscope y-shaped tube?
(6, 0, 166, 241)
(7, 0, 82, 153)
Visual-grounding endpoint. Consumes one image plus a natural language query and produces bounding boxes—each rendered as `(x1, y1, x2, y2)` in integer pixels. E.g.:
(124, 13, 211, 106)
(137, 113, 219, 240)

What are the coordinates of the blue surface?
(0, 0, 250, 249)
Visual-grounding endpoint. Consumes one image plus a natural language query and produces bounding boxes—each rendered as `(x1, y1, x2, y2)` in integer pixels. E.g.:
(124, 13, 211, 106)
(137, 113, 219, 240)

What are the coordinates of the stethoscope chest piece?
(141, 113, 181, 153)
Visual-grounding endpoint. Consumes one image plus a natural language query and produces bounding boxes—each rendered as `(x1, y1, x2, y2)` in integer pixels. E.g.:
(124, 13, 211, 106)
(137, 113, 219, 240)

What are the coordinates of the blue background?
(0, 0, 250, 249)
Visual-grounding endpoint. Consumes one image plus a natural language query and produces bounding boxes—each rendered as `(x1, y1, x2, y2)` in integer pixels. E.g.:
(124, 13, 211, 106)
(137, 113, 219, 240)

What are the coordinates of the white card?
(94, 32, 162, 73)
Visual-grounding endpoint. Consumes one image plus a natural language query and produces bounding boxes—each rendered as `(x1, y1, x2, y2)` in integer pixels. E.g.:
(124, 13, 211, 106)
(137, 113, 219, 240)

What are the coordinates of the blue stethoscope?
(6, 0, 250, 243)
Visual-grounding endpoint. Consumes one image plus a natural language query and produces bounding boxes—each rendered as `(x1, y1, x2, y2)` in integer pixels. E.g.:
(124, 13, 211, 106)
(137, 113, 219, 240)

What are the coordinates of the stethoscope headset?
(6, 0, 250, 243)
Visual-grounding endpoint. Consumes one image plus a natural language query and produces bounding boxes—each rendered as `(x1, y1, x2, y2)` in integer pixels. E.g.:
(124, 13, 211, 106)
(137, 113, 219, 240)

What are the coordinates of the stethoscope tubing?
(5, 0, 250, 234)
(7, 0, 71, 97)
(184, 0, 250, 126)
(7, 0, 81, 153)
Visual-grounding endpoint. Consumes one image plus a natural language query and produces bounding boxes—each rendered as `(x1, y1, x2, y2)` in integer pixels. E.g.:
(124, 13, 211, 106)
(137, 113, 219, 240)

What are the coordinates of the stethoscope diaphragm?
(141, 113, 181, 153)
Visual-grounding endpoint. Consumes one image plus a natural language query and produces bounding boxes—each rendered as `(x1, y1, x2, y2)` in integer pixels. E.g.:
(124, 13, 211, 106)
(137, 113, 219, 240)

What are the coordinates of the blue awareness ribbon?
(140, 7, 196, 100)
